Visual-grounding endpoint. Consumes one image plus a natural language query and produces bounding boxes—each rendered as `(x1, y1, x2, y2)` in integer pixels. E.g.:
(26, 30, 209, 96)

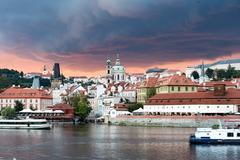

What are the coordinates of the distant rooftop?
(146, 68, 166, 73)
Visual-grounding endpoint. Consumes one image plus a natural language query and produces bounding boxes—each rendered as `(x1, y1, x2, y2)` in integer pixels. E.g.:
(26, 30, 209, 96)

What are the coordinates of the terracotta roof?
(156, 75, 197, 87)
(0, 87, 52, 99)
(53, 103, 73, 110)
(146, 89, 240, 105)
(114, 103, 128, 111)
(143, 77, 158, 88)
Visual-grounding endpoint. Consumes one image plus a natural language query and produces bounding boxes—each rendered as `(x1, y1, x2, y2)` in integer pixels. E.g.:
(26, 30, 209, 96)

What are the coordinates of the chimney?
(214, 84, 226, 96)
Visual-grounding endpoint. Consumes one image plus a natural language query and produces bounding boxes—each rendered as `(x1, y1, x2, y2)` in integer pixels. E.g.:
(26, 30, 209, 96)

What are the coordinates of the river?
(0, 124, 240, 160)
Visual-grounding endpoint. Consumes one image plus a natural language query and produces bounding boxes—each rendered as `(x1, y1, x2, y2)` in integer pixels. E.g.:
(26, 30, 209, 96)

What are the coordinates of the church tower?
(112, 54, 126, 83)
(106, 57, 112, 84)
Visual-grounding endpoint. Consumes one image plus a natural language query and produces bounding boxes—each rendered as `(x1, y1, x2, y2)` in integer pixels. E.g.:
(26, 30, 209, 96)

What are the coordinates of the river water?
(0, 124, 240, 160)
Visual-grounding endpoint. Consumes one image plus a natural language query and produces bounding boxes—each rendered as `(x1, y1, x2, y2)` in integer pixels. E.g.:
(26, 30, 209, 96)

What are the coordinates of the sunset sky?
(0, 0, 240, 77)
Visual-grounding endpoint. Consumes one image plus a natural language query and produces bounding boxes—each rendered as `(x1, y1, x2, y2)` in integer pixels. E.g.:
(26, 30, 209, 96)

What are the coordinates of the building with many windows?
(155, 75, 198, 94)
(144, 84, 240, 116)
(0, 87, 52, 110)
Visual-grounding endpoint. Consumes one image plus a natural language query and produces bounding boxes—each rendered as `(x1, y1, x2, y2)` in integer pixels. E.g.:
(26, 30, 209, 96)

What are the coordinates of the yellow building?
(155, 75, 198, 94)
(137, 77, 158, 104)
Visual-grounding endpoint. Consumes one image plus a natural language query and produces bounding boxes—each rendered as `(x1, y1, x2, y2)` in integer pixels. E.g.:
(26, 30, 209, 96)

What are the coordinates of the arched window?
(117, 74, 120, 80)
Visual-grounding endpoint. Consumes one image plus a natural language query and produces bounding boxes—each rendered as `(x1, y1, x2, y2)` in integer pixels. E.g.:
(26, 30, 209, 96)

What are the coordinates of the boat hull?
(190, 136, 240, 145)
(0, 124, 51, 130)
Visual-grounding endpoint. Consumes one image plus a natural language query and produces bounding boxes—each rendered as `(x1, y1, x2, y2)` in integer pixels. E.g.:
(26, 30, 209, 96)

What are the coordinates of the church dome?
(112, 65, 125, 73)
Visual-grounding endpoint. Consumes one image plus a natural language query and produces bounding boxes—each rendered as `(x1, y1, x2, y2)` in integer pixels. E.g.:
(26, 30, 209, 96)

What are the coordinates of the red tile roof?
(114, 103, 128, 111)
(0, 87, 52, 99)
(146, 89, 240, 105)
(142, 77, 158, 88)
(156, 75, 197, 87)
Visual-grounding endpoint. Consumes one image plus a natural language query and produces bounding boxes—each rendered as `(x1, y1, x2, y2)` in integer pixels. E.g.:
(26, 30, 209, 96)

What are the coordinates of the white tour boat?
(0, 118, 51, 130)
(190, 127, 240, 144)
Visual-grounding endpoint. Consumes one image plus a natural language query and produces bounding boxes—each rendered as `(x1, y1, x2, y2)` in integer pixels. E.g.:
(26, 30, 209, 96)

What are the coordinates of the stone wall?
(108, 115, 240, 128)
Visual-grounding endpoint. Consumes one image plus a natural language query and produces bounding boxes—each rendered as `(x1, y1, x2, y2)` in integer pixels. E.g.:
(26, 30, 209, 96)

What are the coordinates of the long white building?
(0, 87, 52, 110)
(144, 84, 240, 115)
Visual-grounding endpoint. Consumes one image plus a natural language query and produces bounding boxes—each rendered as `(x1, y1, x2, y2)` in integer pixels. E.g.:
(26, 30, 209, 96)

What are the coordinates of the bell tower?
(106, 57, 112, 84)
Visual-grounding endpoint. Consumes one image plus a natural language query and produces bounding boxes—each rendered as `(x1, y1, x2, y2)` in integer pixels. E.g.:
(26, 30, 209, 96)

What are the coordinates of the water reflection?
(0, 125, 239, 160)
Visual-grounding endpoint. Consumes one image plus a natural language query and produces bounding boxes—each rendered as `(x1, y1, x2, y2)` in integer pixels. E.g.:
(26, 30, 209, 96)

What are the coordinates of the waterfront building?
(144, 84, 240, 116)
(0, 87, 52, 110)
(155, 75, 198, 94)
(109, 103, 132, 118)
(97, 95, 121, 116)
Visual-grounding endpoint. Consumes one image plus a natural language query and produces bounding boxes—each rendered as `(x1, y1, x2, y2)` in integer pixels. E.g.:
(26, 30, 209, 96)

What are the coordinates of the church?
(106, 54, 126, 83)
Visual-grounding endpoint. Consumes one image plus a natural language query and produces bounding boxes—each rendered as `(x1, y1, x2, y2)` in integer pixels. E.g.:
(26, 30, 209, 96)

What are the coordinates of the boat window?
(237, 133, 240, 137)
(227, 133, 234, 137)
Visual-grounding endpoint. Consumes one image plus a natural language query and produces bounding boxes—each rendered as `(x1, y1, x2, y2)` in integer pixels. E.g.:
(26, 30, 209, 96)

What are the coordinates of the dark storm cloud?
(0, 0, 240, 70)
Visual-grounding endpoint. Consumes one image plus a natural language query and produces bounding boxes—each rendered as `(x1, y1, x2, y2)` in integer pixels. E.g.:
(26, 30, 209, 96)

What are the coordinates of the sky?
(0, 0, 240, 76)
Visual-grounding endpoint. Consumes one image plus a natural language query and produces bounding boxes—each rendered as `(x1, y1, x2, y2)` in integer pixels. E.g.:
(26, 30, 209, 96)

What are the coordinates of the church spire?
(115, 53, 121, 66)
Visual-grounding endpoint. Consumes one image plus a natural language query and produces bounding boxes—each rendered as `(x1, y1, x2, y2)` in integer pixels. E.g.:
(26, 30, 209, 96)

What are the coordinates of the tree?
(216, 69, 226, 80)
(14, 100, 24, 113)
(147, 88, 156, 99)
(191, 71, 199, 79)
(205, 68, 214, 79)
(1, 107, 16, 119)
(20, 71, 24, 78)
(69, 94, 92, 122)
(128, 103, 143, 112)
(225, 64, 235, 80)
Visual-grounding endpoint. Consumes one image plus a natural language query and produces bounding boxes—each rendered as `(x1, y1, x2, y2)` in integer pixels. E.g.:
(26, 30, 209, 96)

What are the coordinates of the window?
(237, 133, 240, 137)
(192, 87, 194, 91)
(207, 106, 209, 108)
(227, 106, 229, 108)
(178, 87, 180, 91)
(171, 86, 174, 91)
(217, 106, 219, 108)
(185, 87, 188, 91)
(227, 133, 234, 137)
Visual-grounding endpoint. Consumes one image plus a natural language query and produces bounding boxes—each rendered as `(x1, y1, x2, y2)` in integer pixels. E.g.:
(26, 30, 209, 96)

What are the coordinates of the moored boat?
(190, 128, 240, 144)
(0, 118, 51, 130)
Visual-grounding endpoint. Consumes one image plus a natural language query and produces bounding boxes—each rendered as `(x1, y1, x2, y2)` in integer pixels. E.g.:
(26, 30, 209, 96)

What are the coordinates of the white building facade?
(0, 87, 52, 110)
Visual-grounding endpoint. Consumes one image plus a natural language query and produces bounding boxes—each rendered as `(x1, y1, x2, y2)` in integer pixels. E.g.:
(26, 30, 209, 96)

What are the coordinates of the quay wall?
(108, 115, 240, 127)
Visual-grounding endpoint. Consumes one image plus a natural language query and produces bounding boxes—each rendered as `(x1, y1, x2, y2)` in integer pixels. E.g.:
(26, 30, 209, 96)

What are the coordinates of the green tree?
(216, 69, 226, 80)
(205, 68, 214, 79)
(14, 100, 24, 113)
(147, 88, 156, 99)
(1, 107, 16, 119)
(128, 103, 143, 112)
(69, 94, 92, 122)
(225, 64, 235, 80)
(20, 71, 24, 78)
(191, 71, 200, 79)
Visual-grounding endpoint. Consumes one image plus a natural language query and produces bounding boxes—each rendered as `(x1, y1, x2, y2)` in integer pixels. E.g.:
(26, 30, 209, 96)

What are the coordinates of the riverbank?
(108, 115, 240, 128)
